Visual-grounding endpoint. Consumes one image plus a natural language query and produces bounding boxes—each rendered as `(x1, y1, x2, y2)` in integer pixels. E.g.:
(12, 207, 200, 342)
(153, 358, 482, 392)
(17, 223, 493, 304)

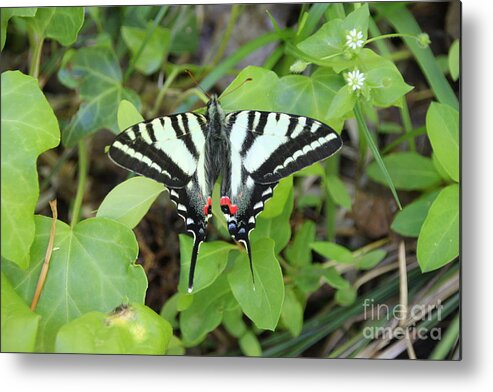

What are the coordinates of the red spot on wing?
(220, 196, 238, 215)
(203, 196, 212, 215)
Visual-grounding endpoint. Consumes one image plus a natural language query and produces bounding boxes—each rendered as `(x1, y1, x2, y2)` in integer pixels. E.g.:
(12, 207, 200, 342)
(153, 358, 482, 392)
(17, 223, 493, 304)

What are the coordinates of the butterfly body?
(109, 94, 342, 292)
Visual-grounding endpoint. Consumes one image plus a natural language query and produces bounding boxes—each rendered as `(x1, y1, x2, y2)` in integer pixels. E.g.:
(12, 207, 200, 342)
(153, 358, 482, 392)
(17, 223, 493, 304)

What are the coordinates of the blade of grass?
(354, 101, 402, 209)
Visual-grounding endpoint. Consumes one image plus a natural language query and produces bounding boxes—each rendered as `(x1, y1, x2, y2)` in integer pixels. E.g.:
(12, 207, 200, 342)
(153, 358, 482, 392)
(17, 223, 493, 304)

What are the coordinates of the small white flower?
(345, 69, 366, 91)
(346, 28, 364, 50)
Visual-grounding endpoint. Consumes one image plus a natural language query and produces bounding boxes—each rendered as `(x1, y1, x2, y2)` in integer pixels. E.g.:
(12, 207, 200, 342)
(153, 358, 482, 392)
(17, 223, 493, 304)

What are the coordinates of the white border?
(2, 0, 493, 390)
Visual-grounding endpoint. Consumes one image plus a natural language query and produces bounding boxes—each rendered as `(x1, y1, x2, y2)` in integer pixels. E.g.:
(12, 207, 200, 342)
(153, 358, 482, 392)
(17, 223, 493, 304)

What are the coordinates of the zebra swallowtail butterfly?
(108, 94, 342, 292)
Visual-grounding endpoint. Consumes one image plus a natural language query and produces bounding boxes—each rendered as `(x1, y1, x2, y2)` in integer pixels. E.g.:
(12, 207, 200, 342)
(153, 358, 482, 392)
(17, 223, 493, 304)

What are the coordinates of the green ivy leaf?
(29, 7, 84, 46)
(55, 304, 172, 355)
(121, 23, 171, 75)
(228, 238, 284, 331)
(326, 174, 352, 209)
(326, 85, 356, 120)
(367, 152, 441, 191)
(178, 235, 237, 294)
(280, 286, 304, 337)
(448, 40, 460, 81)
(97, 177, 165, 229)
(55, 303, 172, 354)
(220, 66, 279, 112)
(285, 221, 316, 268)
(275, 68, 345, 131)
(3, 216, 147, 352)
(1, 71, 60, 268)
(59, 45, 140, 147)
(297, 18, 344, 60)
(1, 273, 40, 352)
(311, 242, 354, 264)
(1, 7, 37, 50)
(179, 274, 233, 346)
(426, 102, 459, 182)
(117, 99, 144, 131)
(417, 184, 459, 272)
(391, 191, 440, 237)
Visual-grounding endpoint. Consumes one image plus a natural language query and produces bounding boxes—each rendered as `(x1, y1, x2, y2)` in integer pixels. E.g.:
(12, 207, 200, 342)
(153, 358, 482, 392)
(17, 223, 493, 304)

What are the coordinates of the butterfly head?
(206, 94, 224, 124)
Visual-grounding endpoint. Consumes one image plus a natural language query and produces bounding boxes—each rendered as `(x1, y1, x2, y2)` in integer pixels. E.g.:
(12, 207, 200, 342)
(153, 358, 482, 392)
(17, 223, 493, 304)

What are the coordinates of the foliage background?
(1, 2, 460, 359)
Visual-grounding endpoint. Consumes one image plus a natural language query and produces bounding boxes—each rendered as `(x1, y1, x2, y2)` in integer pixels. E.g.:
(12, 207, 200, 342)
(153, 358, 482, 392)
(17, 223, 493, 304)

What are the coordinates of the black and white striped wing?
(226, 110, 342, 184)
(220, 110, 341, 280)
(108, 113, 211, 293)
(108, 113, 207, 188)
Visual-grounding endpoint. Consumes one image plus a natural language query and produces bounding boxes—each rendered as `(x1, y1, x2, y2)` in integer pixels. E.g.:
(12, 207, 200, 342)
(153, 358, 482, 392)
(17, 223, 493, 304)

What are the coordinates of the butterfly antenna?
(188, 236, 202, 293)
(185, 69, 210, 100)
(221, 78, 253, 99)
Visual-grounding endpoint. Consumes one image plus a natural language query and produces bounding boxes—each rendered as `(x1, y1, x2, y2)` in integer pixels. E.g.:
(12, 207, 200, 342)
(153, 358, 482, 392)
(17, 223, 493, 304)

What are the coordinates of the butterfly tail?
(188, 234, 203, 293)
(239, 236, 256, 291)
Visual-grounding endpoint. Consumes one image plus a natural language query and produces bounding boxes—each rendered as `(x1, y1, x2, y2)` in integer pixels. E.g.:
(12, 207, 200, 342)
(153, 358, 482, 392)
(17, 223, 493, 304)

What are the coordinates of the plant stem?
(365, 33, 420, 45)
(29, 31, 44, 79)
(149, 66, 181, 117)
(399, 96, 416, 151)
(71, 140, 89, 228)
(31, 200, 58, 311)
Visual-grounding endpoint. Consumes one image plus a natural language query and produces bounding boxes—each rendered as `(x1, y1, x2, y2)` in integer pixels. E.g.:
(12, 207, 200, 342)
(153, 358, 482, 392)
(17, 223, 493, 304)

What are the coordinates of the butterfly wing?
(226, 110, 342, 184)
(221, 110, 341, 281)
(108, 112, 212, 292)
(109, 113, 208, 188)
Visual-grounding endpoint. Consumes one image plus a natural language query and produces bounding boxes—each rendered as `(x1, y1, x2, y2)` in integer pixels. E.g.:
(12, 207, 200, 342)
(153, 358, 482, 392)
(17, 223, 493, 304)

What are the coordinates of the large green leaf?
(59, 45, 140, 147)
(178, 235, 238, 294)
(55, 304, 172, 354)
(228, 238, 284, 331)
(391, 191, 440, 237)
(97, 177, 165, 229)
(3, 216, 147, 352)
(417, 184, 459, 272)
(179, 274, 234, 346)
(29, 7, 84, 46)
(121, 23, 171, 75)
(367, 152, 441, 191)
(1, 71, 60, 268)
(260, 176, 292, 219)
(1, 273, 40, 352)
(426, 102, 459, 182)
(1, 7, 37, 50)
(275, 68, 345, 130)
(220, 66, 279, 112)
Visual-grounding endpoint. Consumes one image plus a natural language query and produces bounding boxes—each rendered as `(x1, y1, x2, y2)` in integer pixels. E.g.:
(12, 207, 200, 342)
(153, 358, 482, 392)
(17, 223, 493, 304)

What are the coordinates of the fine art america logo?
(362, 298, 443, 341)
